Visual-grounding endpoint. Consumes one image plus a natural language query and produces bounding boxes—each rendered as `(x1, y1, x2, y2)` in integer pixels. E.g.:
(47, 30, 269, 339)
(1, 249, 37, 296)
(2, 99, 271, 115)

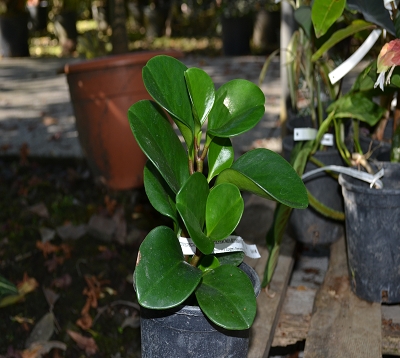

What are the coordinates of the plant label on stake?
(294, 128, 334, 146)
(179, 236, 261, 259)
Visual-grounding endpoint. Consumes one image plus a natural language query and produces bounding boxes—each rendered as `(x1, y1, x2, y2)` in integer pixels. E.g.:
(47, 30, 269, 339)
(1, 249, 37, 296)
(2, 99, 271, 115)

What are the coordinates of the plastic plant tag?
(294, 128, 333, 146)
(301, 165, 385, 189)
(179, 236, 261, 259)
(329, 29, 382, 84)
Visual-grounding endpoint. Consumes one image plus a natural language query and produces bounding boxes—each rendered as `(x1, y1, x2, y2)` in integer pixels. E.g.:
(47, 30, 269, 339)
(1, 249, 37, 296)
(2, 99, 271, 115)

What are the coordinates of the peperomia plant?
(128, 55, 308, 331)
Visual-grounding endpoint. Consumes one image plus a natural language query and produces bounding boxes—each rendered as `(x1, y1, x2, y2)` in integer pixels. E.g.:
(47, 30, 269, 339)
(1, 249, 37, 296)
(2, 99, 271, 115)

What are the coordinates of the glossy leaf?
(198, 255, 220, 272)
(207, 80, 265, 137)
(311, 0, 345, 38)
(312, 20, 375, 62)
(176, 173, 214, 255)
(215, 148, 308, 209)
(206, 184, 244, 241)
(143, 161, 178, 227)
(128, 100, 189, 193)
(216, 251, 245, 266)
(327, 93, 385, 126)
(134, 226, 202, 309)
(196, 265, 256, 330)
(185, 68, 215, 126)
(207, 137, 234, 182)
(294, 6, 312, 39)
(347, 0, 395, 36)
(142, 55, 194, 130)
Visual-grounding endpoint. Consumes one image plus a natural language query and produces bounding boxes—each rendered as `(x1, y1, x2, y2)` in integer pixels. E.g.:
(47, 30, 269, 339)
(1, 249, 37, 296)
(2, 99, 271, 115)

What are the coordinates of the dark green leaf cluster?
(128, 55, 307, 330)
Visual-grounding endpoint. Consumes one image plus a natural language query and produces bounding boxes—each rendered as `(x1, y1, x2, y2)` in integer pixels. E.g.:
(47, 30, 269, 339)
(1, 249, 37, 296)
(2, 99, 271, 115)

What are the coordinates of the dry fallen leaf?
(51, 274, 72, 289)
(67, 330, 98, 356)
(20, 341, 66, 358)
(25, 312, 54, 349)
(27, 203, 49, 219)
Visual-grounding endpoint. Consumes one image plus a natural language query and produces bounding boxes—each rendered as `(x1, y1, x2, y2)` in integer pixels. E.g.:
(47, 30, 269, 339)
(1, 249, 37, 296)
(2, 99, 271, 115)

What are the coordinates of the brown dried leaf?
(36, 241, 59, 258)
(17, 273, 39, 296)
(20, 341, 66, 358)
(27, 203, 49, 219)
(67, 330, 98, 356)
(51, 274, 72, 289)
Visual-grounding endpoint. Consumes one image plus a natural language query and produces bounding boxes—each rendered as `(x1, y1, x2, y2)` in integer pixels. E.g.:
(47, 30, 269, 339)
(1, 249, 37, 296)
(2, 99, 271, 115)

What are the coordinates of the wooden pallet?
(244, 235, 400, 357)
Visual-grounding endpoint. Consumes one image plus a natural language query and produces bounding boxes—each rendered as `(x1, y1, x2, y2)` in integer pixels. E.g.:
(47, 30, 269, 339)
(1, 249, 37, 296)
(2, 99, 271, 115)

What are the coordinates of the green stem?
(190, 249, 203, 267)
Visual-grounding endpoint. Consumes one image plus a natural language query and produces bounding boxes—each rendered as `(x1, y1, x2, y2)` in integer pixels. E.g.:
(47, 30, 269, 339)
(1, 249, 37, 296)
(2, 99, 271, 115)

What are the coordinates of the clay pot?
(63, 50, 183, 190)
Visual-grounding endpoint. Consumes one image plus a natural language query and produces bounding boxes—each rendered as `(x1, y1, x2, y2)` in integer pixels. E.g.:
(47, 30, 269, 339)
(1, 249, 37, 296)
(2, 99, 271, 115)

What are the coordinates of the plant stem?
(190, 249, 203, 267)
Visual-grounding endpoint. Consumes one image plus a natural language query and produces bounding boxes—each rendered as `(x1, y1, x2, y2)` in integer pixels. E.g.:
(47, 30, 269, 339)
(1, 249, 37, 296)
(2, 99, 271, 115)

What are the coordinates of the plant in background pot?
(338, 36, 400, 304)
(261, 0, 391, 287)
(127, 55, 308, 356)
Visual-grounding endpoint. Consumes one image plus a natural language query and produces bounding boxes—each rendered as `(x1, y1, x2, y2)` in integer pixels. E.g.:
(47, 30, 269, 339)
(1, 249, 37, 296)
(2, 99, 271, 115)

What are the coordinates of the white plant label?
(179, 236, 261, 259)
(329, 29, 382, 84)
(294, 128, 333, 146)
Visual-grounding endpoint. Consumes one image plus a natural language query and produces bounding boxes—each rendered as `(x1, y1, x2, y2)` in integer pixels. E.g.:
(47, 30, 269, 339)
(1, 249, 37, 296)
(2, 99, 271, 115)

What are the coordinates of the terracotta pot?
(63, 50, 183, 190)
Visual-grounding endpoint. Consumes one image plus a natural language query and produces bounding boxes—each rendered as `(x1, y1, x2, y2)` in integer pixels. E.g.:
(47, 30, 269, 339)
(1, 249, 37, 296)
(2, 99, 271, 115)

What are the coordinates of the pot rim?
(62, 49, 184, 75)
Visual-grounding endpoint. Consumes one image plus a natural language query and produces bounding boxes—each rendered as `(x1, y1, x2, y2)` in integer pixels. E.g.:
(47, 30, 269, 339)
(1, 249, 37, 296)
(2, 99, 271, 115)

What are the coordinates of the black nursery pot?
(283, 136, 345, 245)
(139, 262, 260, 358)
(339, 162, 400, 303)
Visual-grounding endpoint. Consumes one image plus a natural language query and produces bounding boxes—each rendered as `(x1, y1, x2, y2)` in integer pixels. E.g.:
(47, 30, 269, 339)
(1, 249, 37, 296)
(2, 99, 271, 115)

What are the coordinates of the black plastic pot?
(283, 136, 345, 245)
(27, 1, 48, 32)
(139, 262, 260, 358)
(0, 13, 30, 57)
(221, 15, 254, 56)
(339, 162, 400, 303)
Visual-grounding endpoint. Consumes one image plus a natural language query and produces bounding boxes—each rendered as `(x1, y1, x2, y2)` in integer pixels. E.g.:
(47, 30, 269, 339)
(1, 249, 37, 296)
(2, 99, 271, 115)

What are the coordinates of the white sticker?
(293, 128, 334, 146)
(179, 236, 261, 259)
(294, 128, 317, 141)
(320, 133, 334, 146)
(329, 29, 382, 85)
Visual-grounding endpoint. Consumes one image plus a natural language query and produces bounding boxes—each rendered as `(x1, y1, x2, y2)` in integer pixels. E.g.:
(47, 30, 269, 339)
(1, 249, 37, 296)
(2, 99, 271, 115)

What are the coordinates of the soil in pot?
(139, 262, 260, 358)
(339, 162, 400, 303)
(283, 136, 345, 245)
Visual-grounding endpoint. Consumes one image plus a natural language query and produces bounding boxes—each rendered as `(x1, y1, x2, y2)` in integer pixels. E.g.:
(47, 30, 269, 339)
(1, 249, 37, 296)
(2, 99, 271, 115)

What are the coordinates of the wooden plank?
(382, 304, 400, 355)
(272, 286, 316, 347)
(303, 236, 382, 358)
(245, 234, 296, 358)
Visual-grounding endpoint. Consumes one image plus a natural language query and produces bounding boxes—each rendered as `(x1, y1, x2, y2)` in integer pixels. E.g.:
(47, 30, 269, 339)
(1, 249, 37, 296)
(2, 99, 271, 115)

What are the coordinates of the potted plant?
(338, 36, 400, 304)
(127, 55, 308, 356)
(262, 0, 391, 287)
(0, 0, 30, 57)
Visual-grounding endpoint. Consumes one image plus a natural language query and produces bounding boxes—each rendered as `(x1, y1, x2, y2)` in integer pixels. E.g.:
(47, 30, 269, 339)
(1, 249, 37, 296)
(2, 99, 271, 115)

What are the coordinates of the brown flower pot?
(63, 50, 183, 190)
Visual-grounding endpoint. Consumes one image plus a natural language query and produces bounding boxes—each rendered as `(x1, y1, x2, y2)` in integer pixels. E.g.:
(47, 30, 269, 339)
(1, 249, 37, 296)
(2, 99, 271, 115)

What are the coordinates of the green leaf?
(206, 183, 244, 241)
(312, 20, 375, 62)
(216, 251, 245, 266)
(207, 137, 234, 182)
(347, 0, 395, 36)
(142, 55, 194, 130)
(196, 265, 256, 330)
(134, 226, 202, 309)
(0, 275, 18, 298)
(184, 68, 215, 126)
(327, 93, 385, 126)
(198, 255, 220, 272)
(128, 100, 189, 194)
(208, 80, 265, 137)
(311, 0, 345, 38)
(215, 148, 308, 209)
(176, 173, 214, 255)
(294, 6, 312, 39)
(143, 161, 178, 227)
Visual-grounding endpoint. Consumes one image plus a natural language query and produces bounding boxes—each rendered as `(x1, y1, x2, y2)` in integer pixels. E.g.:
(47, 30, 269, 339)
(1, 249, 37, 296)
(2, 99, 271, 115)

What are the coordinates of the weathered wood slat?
(272, 286, 316, 347)
(245, 234, 296, 358)
(303, 236, 382, 358)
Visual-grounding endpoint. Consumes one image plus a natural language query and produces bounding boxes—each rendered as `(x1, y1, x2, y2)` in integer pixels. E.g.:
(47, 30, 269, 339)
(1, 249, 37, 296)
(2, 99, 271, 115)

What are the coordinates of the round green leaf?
(195, 265, 256, 330)
(208, 79, 265, 137)
(184, 68, 215, 126)
(215, 148, 308, 209)
(134, 226, 202, 309)
(206, 183, 244, 241)
(142, 55, 194, 130)
(128, 100, 189, 194)
(198, 255, 220, 272)
(207, 137, 234, 182)
(144, 161, 178, 227)
(176, 173, 214, 255)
